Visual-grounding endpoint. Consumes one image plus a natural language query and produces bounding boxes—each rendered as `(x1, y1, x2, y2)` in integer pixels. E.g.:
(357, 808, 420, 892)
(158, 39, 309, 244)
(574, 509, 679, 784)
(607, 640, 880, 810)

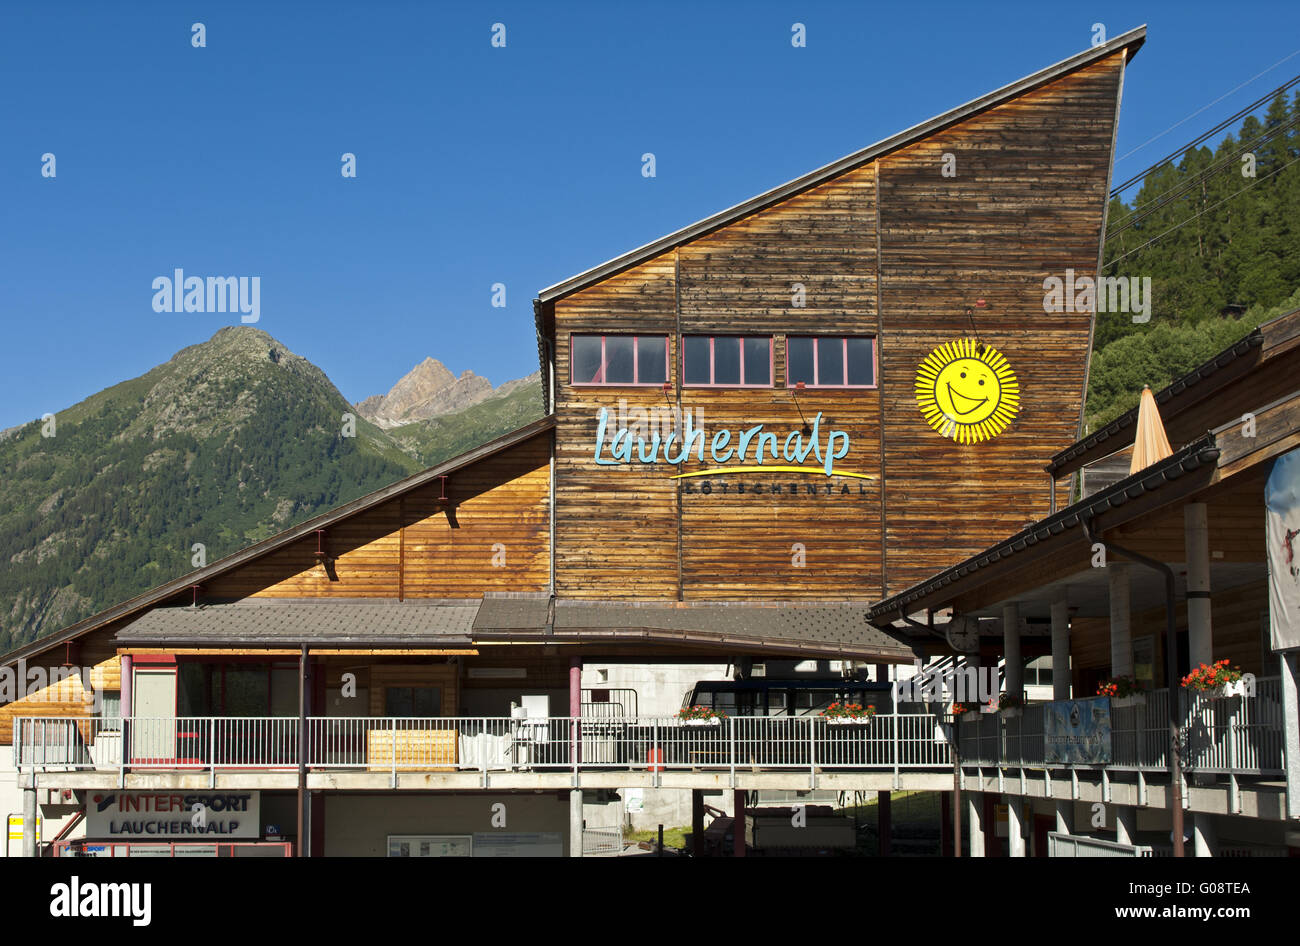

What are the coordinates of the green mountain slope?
(388, 383, 544, 465)
(1085, 88, 1300, 429)
(0, 327, 540, 652)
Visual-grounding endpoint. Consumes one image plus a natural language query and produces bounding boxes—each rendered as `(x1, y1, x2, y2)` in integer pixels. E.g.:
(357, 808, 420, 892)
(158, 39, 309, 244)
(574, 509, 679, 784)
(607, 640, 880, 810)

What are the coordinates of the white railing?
(11, 696, 1287, 779)
(13, 714, 951, 774)
(1047, 833, 1152, 857)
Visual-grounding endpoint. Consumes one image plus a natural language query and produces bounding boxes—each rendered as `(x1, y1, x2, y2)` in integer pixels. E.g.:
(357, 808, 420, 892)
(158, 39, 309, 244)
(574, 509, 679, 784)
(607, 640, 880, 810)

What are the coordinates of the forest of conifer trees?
(1086, 86, 1300, 427)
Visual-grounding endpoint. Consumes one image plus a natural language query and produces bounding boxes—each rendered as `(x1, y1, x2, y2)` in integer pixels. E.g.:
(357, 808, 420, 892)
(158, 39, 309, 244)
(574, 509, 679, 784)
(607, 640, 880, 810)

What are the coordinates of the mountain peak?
(356, 356, 526, 428)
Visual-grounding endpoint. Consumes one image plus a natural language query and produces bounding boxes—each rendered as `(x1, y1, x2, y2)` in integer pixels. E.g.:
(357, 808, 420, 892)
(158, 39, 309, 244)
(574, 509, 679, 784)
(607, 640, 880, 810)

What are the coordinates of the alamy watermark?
(1043, 268, 1151, 323)
(891, 659, 999, 706)
(0, 660, 102, 711)
(152, 269, 260, 323)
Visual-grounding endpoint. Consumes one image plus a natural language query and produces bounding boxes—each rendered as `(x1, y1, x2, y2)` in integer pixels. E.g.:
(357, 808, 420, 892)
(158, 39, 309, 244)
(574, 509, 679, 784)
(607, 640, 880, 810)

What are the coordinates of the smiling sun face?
(915, 339, 1020, 444)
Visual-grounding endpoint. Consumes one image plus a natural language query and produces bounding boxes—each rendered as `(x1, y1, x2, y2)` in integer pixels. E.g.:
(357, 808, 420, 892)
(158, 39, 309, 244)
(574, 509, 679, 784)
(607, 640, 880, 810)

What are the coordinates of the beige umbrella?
(1129, 384, 1173, 475)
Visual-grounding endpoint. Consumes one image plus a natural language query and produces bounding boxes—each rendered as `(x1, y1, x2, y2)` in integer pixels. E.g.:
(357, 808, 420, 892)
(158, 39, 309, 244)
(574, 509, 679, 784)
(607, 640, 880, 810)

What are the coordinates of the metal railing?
(11, 689, 1285, 779)
(581, 827, 623, 855)
(1047, 833, 1152, 857)
(956, 679, 1286, 776)
(13, 714, 952, 774)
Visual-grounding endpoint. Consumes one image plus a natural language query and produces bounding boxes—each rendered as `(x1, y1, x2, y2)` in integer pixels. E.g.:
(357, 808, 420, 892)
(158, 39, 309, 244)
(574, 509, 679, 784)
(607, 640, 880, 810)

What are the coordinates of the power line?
(1106, 115, 1300, 241)
(1104, 153, 1300, 270)
(1116, 46, 1300, 164)
(1111, 72, 1300, 197)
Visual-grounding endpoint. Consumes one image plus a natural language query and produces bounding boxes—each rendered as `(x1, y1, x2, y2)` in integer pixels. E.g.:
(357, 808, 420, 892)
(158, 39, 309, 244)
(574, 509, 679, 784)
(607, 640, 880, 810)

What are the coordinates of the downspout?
(1082, 514, 1184, 857)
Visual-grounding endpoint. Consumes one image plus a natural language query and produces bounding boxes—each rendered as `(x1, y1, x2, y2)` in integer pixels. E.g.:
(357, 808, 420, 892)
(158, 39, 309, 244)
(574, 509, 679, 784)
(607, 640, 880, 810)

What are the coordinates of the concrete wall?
(323, 791, 571, 857)
(581, 662, 731, 833)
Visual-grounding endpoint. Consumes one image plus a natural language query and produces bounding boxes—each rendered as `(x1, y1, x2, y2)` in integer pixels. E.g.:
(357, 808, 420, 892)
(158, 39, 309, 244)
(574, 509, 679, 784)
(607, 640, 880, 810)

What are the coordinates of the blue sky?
(2, 1, 1298, 429)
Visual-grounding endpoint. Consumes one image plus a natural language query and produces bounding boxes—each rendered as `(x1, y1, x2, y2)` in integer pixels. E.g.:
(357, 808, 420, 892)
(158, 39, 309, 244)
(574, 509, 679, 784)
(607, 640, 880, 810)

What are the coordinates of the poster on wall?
(85, 791, 259, 839)
(1044, 698, 1111, 764)
(1265, 448, 1300, 651)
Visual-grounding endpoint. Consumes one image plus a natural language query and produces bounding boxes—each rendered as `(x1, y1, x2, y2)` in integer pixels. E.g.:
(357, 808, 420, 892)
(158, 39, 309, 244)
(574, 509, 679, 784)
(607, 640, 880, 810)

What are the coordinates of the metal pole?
(297, 643, 306, 858)
(119, 654, 133, 781)
(733, 789, 746, 857)
(953, 714, 963, 857)
(21, 770, 37, 858)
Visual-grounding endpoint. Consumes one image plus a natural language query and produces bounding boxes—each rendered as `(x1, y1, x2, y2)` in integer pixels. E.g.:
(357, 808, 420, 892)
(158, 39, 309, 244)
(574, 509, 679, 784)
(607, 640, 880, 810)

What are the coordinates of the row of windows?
(570, 334, 877, 389)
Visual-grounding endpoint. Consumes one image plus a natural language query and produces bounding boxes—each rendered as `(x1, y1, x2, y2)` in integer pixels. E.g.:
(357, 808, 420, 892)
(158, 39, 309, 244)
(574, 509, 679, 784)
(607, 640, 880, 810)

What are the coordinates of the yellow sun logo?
(915, 339, 1020, 444)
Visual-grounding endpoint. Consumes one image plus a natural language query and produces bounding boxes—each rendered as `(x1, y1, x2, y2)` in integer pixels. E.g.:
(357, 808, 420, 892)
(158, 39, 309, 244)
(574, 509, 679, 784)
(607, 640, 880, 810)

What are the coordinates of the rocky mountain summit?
(356, 357, 538, 428)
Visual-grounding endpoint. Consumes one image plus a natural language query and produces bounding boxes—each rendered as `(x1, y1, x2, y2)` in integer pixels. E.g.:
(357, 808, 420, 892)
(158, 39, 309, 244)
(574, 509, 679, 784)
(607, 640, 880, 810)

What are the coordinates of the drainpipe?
(1082, 515, 1184, 857)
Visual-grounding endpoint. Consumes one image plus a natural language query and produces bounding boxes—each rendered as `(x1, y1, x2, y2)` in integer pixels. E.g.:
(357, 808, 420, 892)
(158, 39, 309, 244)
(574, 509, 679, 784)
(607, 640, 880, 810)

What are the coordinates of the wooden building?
(22, 28, 1297, 860)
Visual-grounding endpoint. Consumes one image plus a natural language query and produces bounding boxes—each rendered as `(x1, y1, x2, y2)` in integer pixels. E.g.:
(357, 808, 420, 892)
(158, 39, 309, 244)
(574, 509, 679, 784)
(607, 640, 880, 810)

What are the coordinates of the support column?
(569, 789, 583, 858)
(297, 643, 307, 858)
(983, 794, 1000, 857)
(1185, 503, 1214, 667)
(1051, 597, 1071, 701)
(1192, 813, 1216, 857)
(877, 791, 892, 857)
(1007, 796, 1025, 857)
(692, 790, 704, 857)
(967, 793, 984, 857)
(1003, 602, 1022, 703)
(1055, 801, 1071, 835)
(570, 656, 583, 858)
(1282, 651, 1300, 821)
(570, 656, 582, 765)
(21, 772, 37, 858)
(940, 792, 953, 857)
(119, 653, 133, 767)
(733, 790, 746, 857)
(1109, 562, 1133, 678)
(1116, 806, 1137, 847)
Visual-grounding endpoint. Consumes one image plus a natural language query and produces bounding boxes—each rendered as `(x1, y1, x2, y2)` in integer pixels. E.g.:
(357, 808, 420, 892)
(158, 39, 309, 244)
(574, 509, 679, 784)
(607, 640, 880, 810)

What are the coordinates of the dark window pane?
(385, 688, 413, 717)
(714, 337, 741, 385)
(413, 687, 440, 716)
(604, 336, 635, 383)
(637, 337, 666, 384)
(787, 337, 814, 385)
(743, 338, 771, 385)
(684, 336, 711, 385)
(846, 337, 875, 386)
(572, 336, 603, 384)
(817, 338, 844, 386)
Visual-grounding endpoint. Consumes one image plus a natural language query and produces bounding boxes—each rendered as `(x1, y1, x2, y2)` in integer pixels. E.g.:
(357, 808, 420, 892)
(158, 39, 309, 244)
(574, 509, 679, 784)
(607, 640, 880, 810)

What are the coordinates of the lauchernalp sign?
(592, 407, 871, 479)
(86, 791, 260, 839)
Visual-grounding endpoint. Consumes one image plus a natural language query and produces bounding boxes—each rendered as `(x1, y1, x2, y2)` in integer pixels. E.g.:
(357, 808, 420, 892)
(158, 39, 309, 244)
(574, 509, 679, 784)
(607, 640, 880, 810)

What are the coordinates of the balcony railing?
(13, 714, 952, 775)
(11, 681, 1288, 780)
(957, 677, 1286, 776)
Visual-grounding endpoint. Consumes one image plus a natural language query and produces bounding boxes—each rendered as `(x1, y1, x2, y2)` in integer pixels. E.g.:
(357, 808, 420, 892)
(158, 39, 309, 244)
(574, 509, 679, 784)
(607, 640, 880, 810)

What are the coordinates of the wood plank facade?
(542, 51, 1129, 602)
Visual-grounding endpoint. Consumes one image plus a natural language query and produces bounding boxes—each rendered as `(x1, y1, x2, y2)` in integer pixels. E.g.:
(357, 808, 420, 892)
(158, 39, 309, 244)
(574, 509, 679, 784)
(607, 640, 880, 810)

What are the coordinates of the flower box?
(1111, 694, 1145, 708)
(684, 717, 722, 727)
(826, 716, 873, 725)
(958, 712, 982, 723)
(1197, 680, 1246, 699)
(998, 707, 1023, 719)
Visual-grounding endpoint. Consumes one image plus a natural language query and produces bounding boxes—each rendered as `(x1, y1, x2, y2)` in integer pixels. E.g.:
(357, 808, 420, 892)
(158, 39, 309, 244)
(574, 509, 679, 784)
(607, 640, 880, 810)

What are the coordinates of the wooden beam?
(115, 647, 479, 657)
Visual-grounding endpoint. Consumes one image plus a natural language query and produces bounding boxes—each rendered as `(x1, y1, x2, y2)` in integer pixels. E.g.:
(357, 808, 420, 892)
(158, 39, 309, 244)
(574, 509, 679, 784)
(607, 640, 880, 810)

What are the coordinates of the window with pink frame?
(786, 336, 875, 388)
(570, 334, 669, 385)
(682, 335, 773, 387)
